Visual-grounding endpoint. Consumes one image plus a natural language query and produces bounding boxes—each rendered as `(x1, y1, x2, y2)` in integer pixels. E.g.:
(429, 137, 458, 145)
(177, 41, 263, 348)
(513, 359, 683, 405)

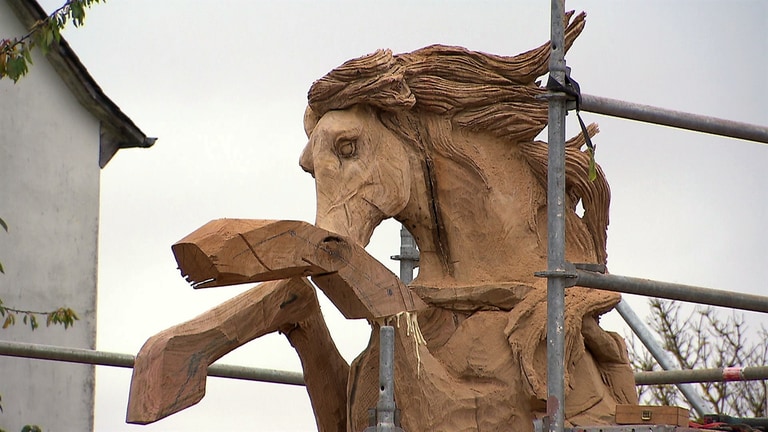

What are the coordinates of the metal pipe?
(396, 225, 419, 284)
(575, 270, 768, 314)
(616, 300, 711, 417)
(377, 326, 397, 432)
(580, 94, 768, 145)
(0, 340, 305, 386)
(0, 339, 136, 367)
(635, 366, 768, 385)
(546, 2, 568, 431)
(207, 362, 304, 386)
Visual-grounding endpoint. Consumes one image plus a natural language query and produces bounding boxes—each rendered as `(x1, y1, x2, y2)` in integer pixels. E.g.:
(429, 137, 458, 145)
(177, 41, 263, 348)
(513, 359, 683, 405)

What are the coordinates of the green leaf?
(0, 217, 7, 232)
(7, 56, 29, 83)
(70, 1, 86, 27)
(51, 19, 62, 43)
(1, 0, 102, 83)
(42, 26, 54, 48)
(22, 46, 33, 65)
(0, 261, 4, 274)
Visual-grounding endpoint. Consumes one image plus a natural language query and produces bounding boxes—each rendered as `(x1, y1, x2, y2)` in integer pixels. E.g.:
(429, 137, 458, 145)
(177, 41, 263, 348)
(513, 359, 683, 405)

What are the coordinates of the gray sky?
(37, 1, 768, 430)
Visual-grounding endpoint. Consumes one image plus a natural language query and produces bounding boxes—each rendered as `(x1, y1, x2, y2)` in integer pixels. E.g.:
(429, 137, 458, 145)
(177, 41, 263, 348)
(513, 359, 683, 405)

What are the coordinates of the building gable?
(5, 0, 156, 167)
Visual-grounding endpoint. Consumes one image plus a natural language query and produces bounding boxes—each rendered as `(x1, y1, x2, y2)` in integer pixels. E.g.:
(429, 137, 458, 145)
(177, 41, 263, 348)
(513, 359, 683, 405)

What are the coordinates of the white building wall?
(0, 6, 99, 431)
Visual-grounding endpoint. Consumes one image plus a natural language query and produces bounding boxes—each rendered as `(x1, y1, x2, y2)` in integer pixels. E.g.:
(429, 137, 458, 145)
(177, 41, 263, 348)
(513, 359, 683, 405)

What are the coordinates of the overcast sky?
(34, 1, 768, 431)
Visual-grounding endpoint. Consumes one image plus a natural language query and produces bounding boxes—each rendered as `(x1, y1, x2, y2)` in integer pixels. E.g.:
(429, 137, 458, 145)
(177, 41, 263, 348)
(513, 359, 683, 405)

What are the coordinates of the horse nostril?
(322, 235, 344, 244)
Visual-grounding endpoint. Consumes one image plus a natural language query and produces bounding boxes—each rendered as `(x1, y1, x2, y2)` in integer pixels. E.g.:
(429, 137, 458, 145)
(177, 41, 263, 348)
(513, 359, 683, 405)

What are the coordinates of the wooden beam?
(127, 277, 317, 424)
(171, 219, 427, 320)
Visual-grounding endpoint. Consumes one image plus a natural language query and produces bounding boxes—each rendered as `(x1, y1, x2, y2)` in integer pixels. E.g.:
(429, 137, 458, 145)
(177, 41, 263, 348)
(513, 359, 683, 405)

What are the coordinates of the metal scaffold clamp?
(544, 66, 598, 181)
(535, 261, 579, 288)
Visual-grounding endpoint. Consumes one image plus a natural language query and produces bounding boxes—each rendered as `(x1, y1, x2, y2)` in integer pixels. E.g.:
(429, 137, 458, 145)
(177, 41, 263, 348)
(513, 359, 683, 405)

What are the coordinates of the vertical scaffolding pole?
(397, 226, 418, 284)
(546, 1, 568, 432)
(377, 326, 397, 432)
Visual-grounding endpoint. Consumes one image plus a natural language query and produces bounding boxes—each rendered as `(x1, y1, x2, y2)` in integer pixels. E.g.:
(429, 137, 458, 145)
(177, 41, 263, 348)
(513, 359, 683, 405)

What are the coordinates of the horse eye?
(336, 140, 357, 158)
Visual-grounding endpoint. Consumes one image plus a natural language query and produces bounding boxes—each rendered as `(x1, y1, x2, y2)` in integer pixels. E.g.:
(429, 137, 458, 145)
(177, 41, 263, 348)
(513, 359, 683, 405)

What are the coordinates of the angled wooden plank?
(172, 219, 427, 320)
(126, 278, 332, 424)
(171, 219, 334, 288)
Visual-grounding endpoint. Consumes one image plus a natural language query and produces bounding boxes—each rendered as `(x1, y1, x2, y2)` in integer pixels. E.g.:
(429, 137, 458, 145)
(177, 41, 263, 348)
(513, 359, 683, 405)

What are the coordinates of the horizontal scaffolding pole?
(575, 270, 768, 314)
(2, 340, 765, 388)
(580, 94, 768, 145)
(635, 366, 768, 385)
(0, 340, 305, 386)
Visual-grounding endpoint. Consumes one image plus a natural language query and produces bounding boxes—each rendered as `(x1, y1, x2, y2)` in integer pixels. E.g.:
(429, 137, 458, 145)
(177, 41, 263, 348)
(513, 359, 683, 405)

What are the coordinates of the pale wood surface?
(281, 304, 349, 432)
(127, 277, 318, 424)
(171, 219, 427, 320)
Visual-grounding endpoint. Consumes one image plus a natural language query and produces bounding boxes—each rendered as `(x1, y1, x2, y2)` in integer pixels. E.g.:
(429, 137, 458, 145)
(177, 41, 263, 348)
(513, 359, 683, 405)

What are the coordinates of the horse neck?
(399, 130, 551, 288)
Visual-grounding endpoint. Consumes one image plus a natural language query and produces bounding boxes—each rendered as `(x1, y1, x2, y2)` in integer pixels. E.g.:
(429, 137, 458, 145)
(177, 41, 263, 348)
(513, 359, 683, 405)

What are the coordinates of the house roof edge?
(5, 0, 157, 168)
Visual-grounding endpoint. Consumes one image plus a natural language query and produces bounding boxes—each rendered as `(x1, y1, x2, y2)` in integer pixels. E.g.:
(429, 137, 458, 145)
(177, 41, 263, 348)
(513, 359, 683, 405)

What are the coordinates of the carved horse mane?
(304, 11, 610, 267)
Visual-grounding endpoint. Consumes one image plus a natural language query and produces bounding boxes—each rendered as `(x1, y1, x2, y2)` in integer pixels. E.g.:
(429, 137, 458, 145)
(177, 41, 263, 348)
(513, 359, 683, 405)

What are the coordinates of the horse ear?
(304, 106, 320, 138)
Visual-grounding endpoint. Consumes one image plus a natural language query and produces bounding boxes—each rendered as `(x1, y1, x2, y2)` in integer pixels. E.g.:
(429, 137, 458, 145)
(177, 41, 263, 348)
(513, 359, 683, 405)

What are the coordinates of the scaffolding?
(2, 2, 768, 431)
(540, 2, 766, 430)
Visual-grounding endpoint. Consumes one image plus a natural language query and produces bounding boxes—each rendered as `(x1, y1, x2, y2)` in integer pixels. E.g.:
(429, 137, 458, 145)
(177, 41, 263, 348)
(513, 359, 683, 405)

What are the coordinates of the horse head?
(299, 104, 419, 248)
(300, 12, 610, 287)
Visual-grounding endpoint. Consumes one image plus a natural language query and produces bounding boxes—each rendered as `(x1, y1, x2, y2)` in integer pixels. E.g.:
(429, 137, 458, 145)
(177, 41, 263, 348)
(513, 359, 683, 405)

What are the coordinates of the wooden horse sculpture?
(127, 12, 638, 431)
